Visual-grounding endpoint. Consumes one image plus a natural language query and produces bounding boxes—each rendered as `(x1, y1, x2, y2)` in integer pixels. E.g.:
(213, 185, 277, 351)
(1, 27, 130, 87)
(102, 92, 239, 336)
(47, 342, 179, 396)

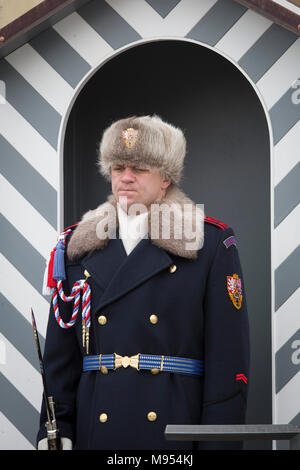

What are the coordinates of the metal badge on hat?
(122, 127, 138, 148)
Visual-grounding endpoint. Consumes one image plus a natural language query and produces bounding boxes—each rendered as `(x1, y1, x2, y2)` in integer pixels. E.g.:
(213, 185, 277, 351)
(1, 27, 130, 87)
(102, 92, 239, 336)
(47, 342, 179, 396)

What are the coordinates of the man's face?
(111, 163, 171, 212)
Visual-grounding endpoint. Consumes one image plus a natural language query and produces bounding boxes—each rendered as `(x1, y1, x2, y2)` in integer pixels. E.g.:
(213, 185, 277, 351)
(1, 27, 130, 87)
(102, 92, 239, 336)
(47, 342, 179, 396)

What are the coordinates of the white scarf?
(117, 203, 149, 255)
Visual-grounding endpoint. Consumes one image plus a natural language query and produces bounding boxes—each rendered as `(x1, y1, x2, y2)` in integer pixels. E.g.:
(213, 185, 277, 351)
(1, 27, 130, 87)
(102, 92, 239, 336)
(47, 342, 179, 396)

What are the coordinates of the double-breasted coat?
(37, 186, 250, 450)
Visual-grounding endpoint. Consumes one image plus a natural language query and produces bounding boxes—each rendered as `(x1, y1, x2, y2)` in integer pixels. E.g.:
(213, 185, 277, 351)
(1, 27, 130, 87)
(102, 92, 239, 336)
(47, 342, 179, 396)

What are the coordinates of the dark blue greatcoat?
(37, 195, 250, 451)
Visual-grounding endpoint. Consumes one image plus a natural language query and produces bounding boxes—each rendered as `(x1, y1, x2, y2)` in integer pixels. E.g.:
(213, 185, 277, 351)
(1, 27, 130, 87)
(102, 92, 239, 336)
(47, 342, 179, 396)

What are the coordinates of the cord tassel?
(52, 240, 66, 281)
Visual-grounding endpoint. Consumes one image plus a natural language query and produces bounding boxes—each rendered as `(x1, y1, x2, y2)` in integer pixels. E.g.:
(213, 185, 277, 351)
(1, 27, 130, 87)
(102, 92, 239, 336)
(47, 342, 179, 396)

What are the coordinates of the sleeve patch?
(227, 274, 243, 309)
(223, 235, 237, 248)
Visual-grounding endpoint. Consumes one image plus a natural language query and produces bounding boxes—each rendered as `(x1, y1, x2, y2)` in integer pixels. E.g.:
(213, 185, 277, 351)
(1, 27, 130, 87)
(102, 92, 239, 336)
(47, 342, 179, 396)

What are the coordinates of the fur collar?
(67, 185, 204, 260)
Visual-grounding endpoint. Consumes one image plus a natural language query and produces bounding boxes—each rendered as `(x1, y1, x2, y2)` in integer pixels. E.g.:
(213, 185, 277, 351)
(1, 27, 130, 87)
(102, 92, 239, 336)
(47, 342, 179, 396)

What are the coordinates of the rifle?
(31, 308, 61, 450)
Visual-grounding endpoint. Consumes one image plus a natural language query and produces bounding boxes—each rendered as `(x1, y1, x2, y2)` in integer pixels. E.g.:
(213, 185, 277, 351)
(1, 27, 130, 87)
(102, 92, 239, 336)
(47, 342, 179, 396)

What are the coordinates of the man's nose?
(121, 167, 135, 180)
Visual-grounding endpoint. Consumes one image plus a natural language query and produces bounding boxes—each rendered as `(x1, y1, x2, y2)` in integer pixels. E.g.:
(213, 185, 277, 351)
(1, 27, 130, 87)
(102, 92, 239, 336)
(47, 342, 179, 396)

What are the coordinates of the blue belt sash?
(83, 353, 204, 376)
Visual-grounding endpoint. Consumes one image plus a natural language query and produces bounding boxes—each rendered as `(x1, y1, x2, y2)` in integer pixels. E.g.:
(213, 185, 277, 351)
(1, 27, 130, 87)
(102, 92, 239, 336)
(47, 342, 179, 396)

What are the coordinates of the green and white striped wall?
(0, 0, 299, 449)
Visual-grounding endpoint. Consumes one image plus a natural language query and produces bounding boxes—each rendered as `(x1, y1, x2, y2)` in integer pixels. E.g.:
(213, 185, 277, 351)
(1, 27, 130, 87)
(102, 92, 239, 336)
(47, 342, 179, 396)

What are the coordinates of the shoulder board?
(62, 223, 79, 233)
(204, 216, 229, 230)
(56, 223, 79, 241)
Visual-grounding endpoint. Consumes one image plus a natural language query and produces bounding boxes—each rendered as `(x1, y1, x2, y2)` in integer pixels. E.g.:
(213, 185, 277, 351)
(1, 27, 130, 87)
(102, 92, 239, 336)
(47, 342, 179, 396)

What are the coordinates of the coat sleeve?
(198, 226, 250, 450)
(36, 275, 82, 447)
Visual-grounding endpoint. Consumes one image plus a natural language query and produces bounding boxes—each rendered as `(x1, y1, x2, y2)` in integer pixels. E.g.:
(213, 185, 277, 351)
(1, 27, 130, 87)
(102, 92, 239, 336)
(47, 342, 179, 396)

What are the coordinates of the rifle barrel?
(31, 308, 52, 424)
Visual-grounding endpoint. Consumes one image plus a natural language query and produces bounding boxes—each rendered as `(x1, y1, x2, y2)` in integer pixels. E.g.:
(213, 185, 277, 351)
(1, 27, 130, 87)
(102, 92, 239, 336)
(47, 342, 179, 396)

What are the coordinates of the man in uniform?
(37, 114, 250, 450)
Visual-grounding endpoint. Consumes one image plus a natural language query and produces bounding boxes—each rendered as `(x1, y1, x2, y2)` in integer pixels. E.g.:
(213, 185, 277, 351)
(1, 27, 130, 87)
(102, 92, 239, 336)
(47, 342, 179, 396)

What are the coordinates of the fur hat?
(97, 114, 186, 185)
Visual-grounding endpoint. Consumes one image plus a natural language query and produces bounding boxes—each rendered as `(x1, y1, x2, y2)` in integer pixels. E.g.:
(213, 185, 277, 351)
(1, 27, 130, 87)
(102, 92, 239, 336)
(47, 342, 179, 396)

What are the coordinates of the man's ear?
(162, 177, 172, 190)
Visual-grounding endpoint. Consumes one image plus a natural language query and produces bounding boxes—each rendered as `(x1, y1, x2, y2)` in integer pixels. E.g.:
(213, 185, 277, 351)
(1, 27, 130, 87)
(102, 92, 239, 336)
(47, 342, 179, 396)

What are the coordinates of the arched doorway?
(62, 39, 272, 450)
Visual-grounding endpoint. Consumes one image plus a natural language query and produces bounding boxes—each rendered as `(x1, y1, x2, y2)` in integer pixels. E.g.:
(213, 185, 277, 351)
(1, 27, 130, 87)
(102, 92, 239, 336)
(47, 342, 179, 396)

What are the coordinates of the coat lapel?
(81, 234, 173, 313)
(81, 231, 126, 291)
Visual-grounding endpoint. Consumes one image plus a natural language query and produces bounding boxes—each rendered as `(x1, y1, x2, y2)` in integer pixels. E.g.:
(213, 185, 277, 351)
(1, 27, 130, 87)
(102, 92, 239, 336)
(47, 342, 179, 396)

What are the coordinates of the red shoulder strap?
(62, 222, 79, 232)
(204, 215, 229, 230)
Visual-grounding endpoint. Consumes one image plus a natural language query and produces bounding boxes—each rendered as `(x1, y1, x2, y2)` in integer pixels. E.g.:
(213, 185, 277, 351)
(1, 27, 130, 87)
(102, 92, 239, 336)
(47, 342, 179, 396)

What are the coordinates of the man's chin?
(118, 193, 138, 209)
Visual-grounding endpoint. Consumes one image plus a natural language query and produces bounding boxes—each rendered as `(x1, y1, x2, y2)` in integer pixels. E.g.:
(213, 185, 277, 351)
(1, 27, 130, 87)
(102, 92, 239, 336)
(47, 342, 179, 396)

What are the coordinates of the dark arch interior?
(64, 39, 272, 449)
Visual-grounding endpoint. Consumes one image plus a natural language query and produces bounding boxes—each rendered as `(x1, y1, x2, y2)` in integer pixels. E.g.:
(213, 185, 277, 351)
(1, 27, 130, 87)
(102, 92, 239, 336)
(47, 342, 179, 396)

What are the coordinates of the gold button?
(98, 315, 107, 325)
(147, 411, 157, 422)
(149, 314, 158, 324)
(169, 264, 177, 273)
(151, 369, 160, 375)
(100, 366, 108, 374)
(99, 413, 108, 423)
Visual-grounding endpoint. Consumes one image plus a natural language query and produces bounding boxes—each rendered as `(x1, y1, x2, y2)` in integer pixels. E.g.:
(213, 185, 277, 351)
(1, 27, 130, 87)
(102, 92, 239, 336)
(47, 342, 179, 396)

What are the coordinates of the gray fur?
(67, 185, 204, 260)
